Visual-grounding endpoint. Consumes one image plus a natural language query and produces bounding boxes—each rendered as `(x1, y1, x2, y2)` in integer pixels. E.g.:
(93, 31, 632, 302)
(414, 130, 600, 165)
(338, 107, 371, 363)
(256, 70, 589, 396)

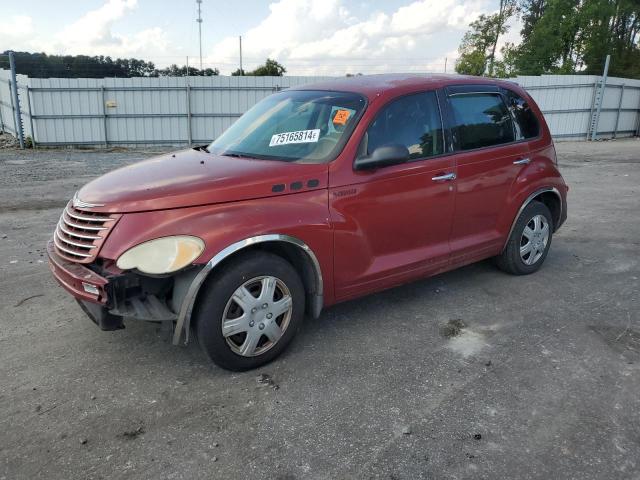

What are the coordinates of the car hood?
(77, 148, 328, 213)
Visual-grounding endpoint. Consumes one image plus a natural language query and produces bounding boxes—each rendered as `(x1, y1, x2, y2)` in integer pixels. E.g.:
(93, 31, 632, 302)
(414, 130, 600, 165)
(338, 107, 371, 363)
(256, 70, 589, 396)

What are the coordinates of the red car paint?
(48, 74, 567, 327)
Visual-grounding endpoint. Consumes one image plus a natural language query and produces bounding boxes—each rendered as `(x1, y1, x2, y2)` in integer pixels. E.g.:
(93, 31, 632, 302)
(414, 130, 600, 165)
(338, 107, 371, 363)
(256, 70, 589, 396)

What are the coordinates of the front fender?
(100, 190, 334, 332)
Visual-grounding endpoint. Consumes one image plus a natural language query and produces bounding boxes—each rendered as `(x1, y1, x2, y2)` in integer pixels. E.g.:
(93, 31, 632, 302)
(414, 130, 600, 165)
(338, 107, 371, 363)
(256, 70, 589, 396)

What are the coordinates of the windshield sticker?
(269, 129, 320, 147)
(332, 109, 351, 126)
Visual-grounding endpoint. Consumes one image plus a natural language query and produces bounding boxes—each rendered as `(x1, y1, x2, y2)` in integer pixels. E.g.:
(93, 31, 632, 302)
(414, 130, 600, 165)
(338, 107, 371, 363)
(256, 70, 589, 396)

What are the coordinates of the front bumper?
(48, 240, 199, 336)
(47, 240, 108, 304)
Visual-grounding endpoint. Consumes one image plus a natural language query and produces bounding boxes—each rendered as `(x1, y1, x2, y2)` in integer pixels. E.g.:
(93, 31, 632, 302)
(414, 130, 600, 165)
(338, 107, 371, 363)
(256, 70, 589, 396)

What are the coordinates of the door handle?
(513, 157, 531, 165)
(431, 172, 456, 182)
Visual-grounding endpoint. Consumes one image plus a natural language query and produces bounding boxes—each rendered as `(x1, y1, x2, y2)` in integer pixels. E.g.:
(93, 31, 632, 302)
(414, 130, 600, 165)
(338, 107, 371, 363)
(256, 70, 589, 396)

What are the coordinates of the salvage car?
(48, 74, 568, 370)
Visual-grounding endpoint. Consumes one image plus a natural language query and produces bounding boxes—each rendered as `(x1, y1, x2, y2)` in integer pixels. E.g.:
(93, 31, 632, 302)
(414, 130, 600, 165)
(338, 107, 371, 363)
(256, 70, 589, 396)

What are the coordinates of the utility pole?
(444, 57, 447, 73)
(239, 36, 243, 75)
(196, 0, 203, 71)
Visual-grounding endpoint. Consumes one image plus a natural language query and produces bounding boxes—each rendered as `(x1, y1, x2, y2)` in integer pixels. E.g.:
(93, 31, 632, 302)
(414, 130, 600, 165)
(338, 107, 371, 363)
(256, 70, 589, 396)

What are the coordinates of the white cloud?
(206, 0, 490, 75)
(3, 15, 35, 37)
(0, 15, 39, 51)
(1, 0, 173, 62)
(1, 0, 504, 76)
(50, 0, 170, 58)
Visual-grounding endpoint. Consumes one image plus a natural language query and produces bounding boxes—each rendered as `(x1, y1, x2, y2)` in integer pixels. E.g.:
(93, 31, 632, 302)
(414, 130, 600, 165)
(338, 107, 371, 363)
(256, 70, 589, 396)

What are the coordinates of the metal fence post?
(26, 86, 36, 148)
(186, 83, 192, 146)
(636, 93, 640, 137)
(590, 54, 610, 141)
(8, 52, 25, 148)
(101, 86, 108, 147)
(613, 84, 624, 139)
(586, 81, 597, 141)
(8, 80, 17, 137)
(0, 83, 4, 133)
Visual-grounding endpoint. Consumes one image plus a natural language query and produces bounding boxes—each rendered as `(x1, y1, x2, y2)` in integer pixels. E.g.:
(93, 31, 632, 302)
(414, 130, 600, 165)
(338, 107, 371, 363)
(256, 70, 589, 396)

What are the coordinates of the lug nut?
(262, 303, 268, 309)
(266, 313, 273, 319)
(259, 323, 265, 330)
(249, 321, 255, 327)
(251, 307, 257, 313)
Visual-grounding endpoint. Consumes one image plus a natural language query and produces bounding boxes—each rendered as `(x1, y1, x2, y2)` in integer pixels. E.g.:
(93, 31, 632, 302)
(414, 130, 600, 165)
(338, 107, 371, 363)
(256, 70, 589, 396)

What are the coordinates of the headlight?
(116, 236, 205, 274)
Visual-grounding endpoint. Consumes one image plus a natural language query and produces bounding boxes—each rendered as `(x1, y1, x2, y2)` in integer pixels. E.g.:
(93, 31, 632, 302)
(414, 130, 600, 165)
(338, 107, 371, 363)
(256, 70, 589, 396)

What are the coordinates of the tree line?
(456, 0, 640, 79)
(0, 51, 286, 78)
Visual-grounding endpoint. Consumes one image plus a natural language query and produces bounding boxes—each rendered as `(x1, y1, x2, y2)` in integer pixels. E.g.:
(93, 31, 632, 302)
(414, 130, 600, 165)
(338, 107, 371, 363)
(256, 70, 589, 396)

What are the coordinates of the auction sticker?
(333, 109, 351, 125)
(269, 129, 320, 147)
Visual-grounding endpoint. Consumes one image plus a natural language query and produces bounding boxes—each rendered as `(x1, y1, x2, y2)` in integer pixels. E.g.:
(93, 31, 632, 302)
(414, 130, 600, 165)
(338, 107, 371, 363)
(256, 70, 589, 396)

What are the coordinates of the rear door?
(443, 85, 531, 265)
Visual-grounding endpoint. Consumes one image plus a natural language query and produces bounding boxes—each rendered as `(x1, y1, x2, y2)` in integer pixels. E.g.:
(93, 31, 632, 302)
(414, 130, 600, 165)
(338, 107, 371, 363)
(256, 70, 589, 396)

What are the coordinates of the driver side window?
(363, 91, 444, 160)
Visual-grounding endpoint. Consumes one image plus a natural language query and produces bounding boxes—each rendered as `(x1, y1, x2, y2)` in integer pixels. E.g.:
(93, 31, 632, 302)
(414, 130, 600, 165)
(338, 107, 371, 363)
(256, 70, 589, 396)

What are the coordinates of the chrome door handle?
(431, 172, 456, 182)
(513, 158, 531, 165)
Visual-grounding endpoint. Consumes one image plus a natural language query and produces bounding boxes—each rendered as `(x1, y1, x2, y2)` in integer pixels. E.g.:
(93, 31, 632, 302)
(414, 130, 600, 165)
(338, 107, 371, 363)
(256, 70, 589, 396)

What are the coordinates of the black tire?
(495, 201, 553, 275)
(194, 251, 305, 371)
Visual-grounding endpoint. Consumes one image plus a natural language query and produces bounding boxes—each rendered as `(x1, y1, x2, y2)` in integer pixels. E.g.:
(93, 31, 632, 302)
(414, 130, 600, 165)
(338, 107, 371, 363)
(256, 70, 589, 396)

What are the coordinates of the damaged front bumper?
(47, 240, 201, 336)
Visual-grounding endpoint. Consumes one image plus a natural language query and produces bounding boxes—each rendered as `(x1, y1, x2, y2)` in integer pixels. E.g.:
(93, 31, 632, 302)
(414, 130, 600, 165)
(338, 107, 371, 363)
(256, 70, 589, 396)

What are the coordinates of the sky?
(0, 0, 518, 75)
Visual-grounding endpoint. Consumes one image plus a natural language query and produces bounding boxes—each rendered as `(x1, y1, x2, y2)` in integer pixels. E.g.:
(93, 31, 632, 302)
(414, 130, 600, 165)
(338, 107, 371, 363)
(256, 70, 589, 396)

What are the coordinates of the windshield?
(208, 90, 366, 163)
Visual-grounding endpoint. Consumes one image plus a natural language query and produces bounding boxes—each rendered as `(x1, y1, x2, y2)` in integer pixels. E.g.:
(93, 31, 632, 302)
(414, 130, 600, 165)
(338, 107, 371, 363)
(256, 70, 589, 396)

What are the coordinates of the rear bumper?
(47, 240, 108, 304)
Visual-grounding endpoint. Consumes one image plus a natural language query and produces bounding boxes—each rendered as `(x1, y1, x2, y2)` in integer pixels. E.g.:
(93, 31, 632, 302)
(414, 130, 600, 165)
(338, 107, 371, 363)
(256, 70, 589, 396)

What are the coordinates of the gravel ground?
(0, 139, 639, 480)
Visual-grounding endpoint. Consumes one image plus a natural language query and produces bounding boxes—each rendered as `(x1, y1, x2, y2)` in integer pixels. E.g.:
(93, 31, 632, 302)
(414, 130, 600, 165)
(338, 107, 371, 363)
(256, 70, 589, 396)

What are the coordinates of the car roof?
(292, 73, 518, 100)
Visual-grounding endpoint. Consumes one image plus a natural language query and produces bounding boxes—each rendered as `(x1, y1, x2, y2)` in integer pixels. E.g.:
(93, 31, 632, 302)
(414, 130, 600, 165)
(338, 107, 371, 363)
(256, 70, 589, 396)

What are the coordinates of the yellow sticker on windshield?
(333, 109, 351, 126)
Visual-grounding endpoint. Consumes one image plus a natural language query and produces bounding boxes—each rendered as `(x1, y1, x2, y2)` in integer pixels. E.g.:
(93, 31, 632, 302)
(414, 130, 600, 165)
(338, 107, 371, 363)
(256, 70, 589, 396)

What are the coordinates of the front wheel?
(495, 201, 553, 275)
(194, 251, 305, 371)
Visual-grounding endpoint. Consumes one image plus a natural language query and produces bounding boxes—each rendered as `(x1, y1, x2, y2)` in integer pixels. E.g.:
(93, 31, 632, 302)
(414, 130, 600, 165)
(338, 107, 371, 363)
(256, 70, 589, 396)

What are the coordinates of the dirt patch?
(589, 322, 640, 362)
(440, 319, 466, 338)
(120, 424, 145, 440)
(257, 373, 280, 390)
(0, 133, 19, 149)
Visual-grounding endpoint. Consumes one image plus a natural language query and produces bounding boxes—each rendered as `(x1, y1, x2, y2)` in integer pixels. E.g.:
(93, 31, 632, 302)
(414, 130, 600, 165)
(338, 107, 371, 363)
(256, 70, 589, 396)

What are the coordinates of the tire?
(194, 251, 305, 371)
(495, 200, 553, 275)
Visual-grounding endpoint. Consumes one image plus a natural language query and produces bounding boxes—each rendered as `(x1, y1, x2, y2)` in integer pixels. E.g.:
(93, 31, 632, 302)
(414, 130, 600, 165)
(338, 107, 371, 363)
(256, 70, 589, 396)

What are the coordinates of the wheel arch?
(172, 234, 323, 345)
(502, 187, 563, 252)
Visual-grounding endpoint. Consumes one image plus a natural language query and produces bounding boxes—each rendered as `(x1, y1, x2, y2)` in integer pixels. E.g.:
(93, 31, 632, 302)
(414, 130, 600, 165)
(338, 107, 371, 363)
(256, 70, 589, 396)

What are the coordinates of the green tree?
(232, 58, 287, 76)
(513, 0, 639, 77)
(155, 64, 219, 76)
(0, 51, 222, 78)
(488, 0, 519, 75)
(520, 0, 548, 42)
(0, 51, 160, 78)
(455, 0, 517, 77)
(515, 0, 583, 74)
(492, 42, 520, 77)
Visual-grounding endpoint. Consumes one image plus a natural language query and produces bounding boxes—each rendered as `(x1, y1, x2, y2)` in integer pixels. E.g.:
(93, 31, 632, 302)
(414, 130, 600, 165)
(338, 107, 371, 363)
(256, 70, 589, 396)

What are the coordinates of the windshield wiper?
(221, 152, 260, 159)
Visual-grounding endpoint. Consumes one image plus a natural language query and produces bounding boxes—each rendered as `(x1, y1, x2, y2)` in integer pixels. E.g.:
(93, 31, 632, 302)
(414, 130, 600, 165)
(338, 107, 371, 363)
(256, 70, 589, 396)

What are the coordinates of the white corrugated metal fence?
(1, 70, 639, 147)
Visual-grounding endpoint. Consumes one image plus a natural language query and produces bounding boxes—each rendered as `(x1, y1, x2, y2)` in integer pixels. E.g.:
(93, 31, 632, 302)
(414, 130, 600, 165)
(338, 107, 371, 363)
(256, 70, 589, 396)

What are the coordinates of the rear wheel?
(194, 251, 305, 371)
(495, 201, 553, 275)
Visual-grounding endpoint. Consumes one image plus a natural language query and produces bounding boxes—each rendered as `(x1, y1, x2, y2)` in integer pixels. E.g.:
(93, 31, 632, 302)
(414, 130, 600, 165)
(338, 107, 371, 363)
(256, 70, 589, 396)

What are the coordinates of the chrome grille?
(53, 202, 120, 263)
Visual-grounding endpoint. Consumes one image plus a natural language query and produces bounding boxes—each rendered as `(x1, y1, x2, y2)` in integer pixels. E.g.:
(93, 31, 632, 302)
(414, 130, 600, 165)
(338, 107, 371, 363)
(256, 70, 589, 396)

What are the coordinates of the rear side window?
(503, 89, 540, 139)
(364, 91, 444, 160)
(449, 93, 515, 151)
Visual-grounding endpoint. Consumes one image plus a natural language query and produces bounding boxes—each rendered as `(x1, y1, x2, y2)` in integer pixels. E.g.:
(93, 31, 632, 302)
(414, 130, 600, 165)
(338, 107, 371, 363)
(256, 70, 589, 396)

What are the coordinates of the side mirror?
(354, 144, 410, 170)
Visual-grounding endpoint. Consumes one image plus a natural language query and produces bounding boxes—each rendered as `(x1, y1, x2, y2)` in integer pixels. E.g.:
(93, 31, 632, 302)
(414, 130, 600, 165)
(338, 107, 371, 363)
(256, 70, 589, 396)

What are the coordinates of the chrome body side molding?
(502, 187, 562, 252)
(172, 234, 324, 345)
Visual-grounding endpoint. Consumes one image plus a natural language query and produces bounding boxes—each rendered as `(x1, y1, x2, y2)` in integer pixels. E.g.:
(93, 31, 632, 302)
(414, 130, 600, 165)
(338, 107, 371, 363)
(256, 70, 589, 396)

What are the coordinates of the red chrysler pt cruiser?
(48, 74, 568, 370)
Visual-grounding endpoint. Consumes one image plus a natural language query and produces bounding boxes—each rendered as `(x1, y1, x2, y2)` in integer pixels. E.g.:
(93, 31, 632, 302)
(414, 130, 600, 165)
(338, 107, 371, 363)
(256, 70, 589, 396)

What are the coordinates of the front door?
(330, 90, 456, 301)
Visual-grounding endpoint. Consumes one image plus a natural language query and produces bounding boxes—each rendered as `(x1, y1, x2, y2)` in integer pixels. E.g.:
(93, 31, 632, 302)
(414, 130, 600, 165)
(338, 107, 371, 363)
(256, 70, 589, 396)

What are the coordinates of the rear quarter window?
(503, 89, 540, 139)
(449, 93, 515, 151)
